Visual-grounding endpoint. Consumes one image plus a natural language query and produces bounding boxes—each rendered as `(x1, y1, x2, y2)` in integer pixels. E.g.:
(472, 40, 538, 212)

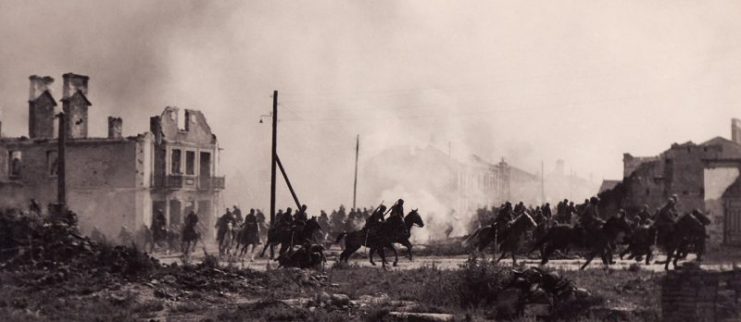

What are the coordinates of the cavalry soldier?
(152, 208, 167, 244)
(279, 207, 294, 230)
(637, 204, 652, 225)
(386, 199, 406, 234)
(232, 206, 243, 224)
(318, 210, 330, 232)
(244, 208, 260, 246)
(494, 202, 514, 227)
(542, 203, 552, 219)
(215, 208, 234, 244)
(182, 210, 199, 243)
(364, 204, 387, 230)
(655, 195, 679, 244)
(579, 197, 603, 234)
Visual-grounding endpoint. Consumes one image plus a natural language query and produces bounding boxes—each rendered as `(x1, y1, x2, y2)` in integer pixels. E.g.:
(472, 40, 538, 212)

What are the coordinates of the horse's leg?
(402, 240, 413, 262)
(541, 244, 555, 265)
(664, 247, 674, 271)
(495, 249, 507, 263)
(511, 244, 518, 266)
(378, 247, 388, 270)
(390, 245, 399, 266)
(369, 248, 376, 266)
(259, 240, 270, 258)
(580, 247, 599, 270)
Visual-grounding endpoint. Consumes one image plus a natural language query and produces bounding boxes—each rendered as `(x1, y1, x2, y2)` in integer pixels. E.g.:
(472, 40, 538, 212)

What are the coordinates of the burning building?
(0, 73, 224, 238)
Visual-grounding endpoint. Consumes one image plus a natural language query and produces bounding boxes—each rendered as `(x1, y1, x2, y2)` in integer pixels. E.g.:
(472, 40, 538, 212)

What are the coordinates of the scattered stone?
(386, 312, 455, 322)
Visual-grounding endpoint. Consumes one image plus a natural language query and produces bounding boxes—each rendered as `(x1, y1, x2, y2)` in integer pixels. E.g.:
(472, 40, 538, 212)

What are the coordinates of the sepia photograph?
(0, 1, 740, 321)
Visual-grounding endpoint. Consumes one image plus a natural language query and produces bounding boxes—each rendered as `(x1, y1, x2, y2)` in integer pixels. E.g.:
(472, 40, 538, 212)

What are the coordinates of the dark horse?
(464, 212, 538, 265)
(529, 214, 632, 269)
(659, 210, 710, 270)
(259, 217, 322, 259)
(578, 215, 632, 270)
(335, 210, 423, 268)
(368, 209, 424, 266)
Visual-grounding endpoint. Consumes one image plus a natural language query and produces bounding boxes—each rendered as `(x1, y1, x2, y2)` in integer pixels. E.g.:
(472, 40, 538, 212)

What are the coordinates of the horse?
(259, 217, 322, 259)
(217, 221, 241, 257)
(237, 221, 261, 260)
(335, 210, 419, 268)
(659, 210, 710, 270)
(181, 222, 201, 259)
(367, 209, 425, 266)
(619, 221, 656, 265)
(493, 211, 538, 265)
(579, 214, 632, 270)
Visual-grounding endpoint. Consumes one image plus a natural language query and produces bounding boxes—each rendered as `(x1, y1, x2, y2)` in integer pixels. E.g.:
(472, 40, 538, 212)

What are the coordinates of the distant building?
(0, 74, 224, 238)
(615, 119, 741, 246)
(361, 145, 594, 216)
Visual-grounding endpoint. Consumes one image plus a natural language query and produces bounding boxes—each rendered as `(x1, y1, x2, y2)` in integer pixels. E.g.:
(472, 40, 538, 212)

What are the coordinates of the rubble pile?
(0, 210, 160, 279)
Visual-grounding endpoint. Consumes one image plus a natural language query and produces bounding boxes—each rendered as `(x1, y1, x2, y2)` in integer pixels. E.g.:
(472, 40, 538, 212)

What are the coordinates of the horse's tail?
(335, 232, 347, 244)
(462, 228, 483, 248)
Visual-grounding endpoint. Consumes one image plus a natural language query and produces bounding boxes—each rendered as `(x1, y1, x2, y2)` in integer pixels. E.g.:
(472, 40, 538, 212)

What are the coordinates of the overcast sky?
(1, 0, 740, 210)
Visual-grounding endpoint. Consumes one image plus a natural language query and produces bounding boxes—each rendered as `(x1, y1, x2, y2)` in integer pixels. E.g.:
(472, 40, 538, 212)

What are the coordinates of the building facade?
(618, 119, 741, 246)
(0, 73, 224, 238)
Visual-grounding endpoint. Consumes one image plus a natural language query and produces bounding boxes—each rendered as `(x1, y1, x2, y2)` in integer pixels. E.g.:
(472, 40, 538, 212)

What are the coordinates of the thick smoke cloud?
(1, 1, 741, 238)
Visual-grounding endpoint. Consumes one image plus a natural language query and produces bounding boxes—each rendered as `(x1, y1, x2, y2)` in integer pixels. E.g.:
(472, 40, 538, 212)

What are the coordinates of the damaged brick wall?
(662, 268, 741, 321)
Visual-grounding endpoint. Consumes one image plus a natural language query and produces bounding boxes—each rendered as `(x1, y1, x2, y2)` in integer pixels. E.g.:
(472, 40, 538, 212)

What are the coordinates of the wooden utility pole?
(541, 160, 545, 203)
(57, 112, 66, 207)
(270, 91, 278, 225)
(276, 155, 301, 209)
(352, 135, 359, 209)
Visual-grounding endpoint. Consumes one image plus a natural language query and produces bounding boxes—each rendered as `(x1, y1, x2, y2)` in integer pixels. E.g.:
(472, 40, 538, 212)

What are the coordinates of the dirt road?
(156, 248, 737, 272)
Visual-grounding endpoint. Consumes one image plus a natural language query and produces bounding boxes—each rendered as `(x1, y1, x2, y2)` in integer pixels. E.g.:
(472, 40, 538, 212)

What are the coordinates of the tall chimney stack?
(108, 117, 122, 139)
(61, 73, 91, 139)
(28, 75, 56, 139)
(732, 118, 741, 145)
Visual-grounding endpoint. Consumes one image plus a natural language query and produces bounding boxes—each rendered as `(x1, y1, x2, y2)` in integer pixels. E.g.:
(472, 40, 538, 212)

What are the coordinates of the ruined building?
(0, 74, 224, 238)
(618, 119, 741, 246)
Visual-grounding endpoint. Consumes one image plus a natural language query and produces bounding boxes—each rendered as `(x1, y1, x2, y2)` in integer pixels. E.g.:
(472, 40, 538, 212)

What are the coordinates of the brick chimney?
(61, 73, 91, 139)
(108, 117, 122, 139)
(28, 75, 56, 139)
(732, 118, 741, 145)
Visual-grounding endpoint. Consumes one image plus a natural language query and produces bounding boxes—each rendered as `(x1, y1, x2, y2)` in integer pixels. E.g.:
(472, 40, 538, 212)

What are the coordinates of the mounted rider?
(215, 208, 234, 245)
(292, 204, 309, 233)
(183, 210, 199, 242)
(493, 202, 514, 230)
(152, 208, 167, 243)
(232, 206, 243, 225)
(242, 208, 260, 244)
(363, 204, 386, 229)
(578, 197, 604, 235)
(386, 199, 406, 234)
(654, 195, 679, 245)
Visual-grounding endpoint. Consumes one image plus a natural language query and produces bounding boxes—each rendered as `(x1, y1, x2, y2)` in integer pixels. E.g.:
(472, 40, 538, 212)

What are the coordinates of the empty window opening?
(185, 151, 195, 175)
(9, 151, 22, 177)
(171, 149, 182, 174)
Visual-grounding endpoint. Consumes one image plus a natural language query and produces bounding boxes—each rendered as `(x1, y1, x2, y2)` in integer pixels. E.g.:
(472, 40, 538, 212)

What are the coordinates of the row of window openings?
(170, 149, 211, 176)
(7, 150, 59, 178)
(7, 149, 212, 178)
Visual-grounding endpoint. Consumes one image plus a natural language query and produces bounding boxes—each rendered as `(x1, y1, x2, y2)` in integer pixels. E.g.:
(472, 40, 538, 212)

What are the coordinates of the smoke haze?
(1, 1, 741, 236)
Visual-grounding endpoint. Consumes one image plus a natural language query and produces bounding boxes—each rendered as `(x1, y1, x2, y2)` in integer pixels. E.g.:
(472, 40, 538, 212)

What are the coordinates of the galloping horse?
(659, 210, 710, 270)
(237, 220, 261, 260)
(217, 221, 238, 257)
(579, 214, 632, 270)
(259, 217, 322, 259)
(464, 212, 538, 265)
(336, 210, 421, 268)
(181, 222, 201, 258)
(493, 211, 538, 265)
(367, 209, 425, 266)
